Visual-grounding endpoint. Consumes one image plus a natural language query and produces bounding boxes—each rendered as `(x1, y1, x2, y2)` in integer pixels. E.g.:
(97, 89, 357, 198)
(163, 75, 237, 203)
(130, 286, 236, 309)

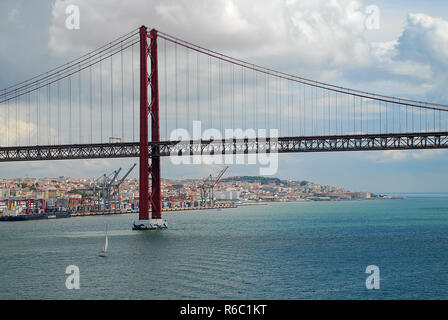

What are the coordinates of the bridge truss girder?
(1, 132, 447, 162)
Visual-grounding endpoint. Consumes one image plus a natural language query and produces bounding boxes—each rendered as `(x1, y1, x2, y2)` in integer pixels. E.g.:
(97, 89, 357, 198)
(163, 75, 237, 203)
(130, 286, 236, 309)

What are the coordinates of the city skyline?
(0, 173, 375, 207)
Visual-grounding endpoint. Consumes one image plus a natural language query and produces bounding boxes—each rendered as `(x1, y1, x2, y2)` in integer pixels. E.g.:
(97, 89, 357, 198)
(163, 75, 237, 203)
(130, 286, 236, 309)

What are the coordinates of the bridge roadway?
(1, 132, 447, 162)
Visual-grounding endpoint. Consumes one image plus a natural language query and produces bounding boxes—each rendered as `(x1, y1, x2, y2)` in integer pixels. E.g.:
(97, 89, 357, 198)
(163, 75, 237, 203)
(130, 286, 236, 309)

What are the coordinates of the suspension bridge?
(1, 26, 448, 229)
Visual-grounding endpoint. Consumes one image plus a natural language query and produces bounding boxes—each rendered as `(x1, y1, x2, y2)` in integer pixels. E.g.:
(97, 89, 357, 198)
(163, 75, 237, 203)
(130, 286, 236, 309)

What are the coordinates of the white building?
(0, 188, 11, 200)
(214, 191, 241, 201)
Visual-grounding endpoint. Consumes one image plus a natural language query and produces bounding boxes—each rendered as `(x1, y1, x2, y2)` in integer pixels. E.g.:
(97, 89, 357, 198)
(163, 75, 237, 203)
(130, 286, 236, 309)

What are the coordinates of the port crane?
(91, 174, 104, 210)
(82, 164, 136, 212)
(90, 168, 121, 210)
(104, 168, 121, 209)
(199, 166, 229, 206)
(112, 163, 136, 207)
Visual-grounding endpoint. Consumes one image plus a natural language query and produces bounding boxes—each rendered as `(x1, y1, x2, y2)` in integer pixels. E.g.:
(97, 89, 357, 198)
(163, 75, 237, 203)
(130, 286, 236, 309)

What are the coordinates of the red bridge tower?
(133, 26, 167, 230)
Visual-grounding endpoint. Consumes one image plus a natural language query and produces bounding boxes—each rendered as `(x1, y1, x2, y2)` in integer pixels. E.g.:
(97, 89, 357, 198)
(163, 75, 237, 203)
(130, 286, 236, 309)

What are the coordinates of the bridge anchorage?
(132, 26, 167, 230)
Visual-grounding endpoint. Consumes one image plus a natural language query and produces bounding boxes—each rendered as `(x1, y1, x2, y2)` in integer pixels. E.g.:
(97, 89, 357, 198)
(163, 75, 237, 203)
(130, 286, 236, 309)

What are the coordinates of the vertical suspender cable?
(279, 77, 281, 135)
(175, 42, 178, 130)
(335, 91, 338, 135)
(419, 100, 422, 132)
(255, 67, 258, 132)
(26, 81, 31, 145)
(219, 59, 222, 132)
(359, 97, 363, 133)
(340, 91, 342, 134)
(403, 99, 407, 133)
(275, 76, 278, 132)
(186, 47, 190, 132)
(79, 63, 82, 143)
(69, 76, 71, 143)
(328, 90, 331, 135)
(264, 72, 267, 131)
(16, 90, 19, 145)
(111, 56, 114, 140)
(392, 99, 395, 133)
(303, 85, 306, 135)
(292, 82, 295, 136)
(341, 93, 343, 134)
(90, 64, 92, 143)
(197, 50, 200, 126)
(47, 77, 50, 144)
(243, 67, 246, 130)
(132, 43, 135, 141)
(322, 89, 325, 136)
(312, 86, 315, 135)
(267, 74, 270, 131)
(7, 94, 10, 146)
(121, 44, 124, 141)
(316, 85, 318, 135)
(379, 100, 382, 133)
(164, 39, 167, 139)
(100, 58, 103, 142)
(57, 73, 60, 144)
(433, 104, 436, 131)
(37, 87, 40, 145)
(2, 89, 4, 146)
(360, 95, 362, 134)
(287, 81, 290, 135)
(385, 100, 388, 133)
(210, 56, 213, 129)
(28, 84, 31, 145)
(298, 84, 301, 135)
(208, 56, 212, 130)
(232, 64, 235, 130)
(366, 98, 369, 134)
(353, 95, 355, 133)
(253, 66, 256, 131)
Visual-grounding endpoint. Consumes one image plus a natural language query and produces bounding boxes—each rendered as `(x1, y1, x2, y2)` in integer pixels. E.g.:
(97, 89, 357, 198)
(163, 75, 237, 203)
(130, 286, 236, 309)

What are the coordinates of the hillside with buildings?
(0, 175, 387, 215)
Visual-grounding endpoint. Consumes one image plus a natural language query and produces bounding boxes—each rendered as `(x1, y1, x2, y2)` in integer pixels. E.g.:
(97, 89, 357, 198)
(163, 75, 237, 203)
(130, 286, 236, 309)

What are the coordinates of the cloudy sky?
(1, 0, 448, 193)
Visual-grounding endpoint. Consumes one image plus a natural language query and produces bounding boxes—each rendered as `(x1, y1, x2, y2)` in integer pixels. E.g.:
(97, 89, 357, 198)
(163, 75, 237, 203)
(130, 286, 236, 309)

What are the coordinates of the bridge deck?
(0, 132, 447, 162)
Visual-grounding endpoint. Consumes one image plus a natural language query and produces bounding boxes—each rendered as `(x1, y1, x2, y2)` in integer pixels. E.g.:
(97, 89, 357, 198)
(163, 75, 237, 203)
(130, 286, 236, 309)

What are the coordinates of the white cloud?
(48, 0, 372, 73)
(360, 13, 448, 102)
(0, 116, 36, 147)
(411, 149, 447, 160)
(367, 150, 409, 163)
(397, 13, 448, 67)
(46, 1, 448, 104)
(366, 149, 447, 163)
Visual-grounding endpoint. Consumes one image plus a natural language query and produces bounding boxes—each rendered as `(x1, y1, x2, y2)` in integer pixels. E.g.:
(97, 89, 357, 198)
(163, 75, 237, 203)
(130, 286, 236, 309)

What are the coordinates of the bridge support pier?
(134, 25, 167, 230)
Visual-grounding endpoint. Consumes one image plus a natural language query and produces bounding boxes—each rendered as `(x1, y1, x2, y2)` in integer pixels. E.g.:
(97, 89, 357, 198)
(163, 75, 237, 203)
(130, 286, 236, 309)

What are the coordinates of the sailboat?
(99, 225, 108, 257)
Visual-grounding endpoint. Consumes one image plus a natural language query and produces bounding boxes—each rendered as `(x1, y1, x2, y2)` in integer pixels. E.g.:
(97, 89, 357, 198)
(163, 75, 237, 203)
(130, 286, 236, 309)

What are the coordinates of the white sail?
(103, 227, 108, 252)
(103, 236, 108, 252)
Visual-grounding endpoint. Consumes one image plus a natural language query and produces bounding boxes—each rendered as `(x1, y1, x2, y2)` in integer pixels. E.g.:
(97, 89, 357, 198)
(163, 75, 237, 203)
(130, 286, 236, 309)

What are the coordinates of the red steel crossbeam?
(138, 25, 162, 221)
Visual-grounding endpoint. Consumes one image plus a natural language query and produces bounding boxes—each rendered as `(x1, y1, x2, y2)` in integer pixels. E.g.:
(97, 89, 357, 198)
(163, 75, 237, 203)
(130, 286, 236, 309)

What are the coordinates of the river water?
(1, 195, 448, 299)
